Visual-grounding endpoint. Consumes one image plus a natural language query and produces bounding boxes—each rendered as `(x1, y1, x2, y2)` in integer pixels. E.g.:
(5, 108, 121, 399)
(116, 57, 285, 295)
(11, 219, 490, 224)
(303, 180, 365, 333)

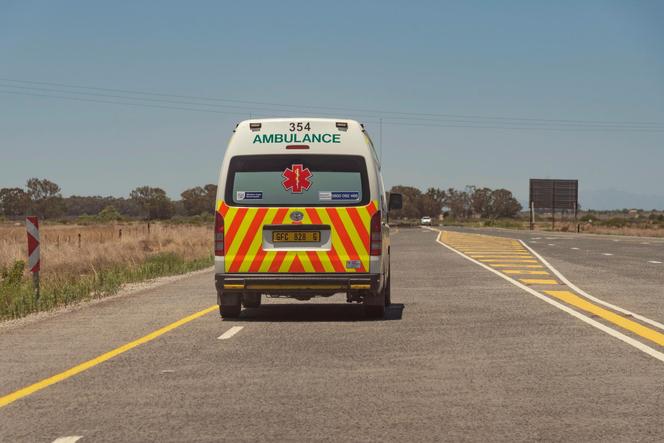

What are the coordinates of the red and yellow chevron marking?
(217, 200, 379, 273)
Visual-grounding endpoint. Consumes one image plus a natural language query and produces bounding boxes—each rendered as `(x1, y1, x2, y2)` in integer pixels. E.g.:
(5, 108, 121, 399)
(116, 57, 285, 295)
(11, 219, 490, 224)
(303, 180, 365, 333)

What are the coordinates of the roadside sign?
(529, 179, 579, 230)
(26, 216, 40, 298)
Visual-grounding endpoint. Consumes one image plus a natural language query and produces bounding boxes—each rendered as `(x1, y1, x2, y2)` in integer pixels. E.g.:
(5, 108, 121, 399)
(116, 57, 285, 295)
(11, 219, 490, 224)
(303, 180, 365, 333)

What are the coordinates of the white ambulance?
(214, 118, 402, 318)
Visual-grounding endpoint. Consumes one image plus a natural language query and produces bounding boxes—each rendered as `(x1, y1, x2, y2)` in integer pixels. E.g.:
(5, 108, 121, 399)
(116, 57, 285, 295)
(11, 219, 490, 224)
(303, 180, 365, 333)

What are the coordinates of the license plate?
(272, 231, 321, 243)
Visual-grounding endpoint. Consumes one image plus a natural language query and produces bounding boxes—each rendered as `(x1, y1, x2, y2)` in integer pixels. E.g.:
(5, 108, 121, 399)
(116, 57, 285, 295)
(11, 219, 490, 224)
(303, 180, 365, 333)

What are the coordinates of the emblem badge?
(290, 211, 304, 222)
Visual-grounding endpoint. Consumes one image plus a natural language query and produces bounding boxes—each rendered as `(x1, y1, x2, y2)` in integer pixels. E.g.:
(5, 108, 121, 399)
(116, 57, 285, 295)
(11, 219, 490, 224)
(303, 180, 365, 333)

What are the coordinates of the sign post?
(26, 216, 40, 300)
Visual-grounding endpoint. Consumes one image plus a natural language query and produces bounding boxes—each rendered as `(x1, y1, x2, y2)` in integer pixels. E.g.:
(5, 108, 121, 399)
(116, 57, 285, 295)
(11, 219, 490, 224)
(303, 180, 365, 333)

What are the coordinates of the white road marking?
(217, 326, 244, 340)
(571, 247, 580, 250)
(545, 237, 557, 240)
(548, 243, 555, 246)
(602, 253, 613, 256)
(52, 437, 82, 443)
(532, 237, 542, 240)
(435, 232, 664, 363)
(531, 241, 538, 243)
(613, 239, 620, 242)
(520, 240, 664, 331)
(641, 242, 650, 245)
(648, 260, 663, 264)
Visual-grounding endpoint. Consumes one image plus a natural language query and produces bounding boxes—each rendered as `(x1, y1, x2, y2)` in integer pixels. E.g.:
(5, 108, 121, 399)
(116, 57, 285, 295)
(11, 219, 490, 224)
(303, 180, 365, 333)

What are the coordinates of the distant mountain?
(581, 189, 664, 210)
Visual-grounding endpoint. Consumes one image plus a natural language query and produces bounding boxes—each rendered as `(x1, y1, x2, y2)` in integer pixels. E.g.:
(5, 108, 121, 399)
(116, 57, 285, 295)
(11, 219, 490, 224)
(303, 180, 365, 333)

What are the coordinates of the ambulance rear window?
(226, 155, 369, 207)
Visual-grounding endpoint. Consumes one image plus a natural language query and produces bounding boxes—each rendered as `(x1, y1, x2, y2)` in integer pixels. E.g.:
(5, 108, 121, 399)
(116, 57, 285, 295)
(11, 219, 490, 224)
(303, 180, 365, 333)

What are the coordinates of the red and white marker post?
(26, 216, 40, 298)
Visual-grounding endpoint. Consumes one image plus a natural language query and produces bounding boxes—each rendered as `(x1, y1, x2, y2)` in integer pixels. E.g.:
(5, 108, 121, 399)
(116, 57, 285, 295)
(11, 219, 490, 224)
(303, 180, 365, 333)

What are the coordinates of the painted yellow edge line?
(520, 279, 559, 285)
(504, 270, 550, 275)
(0, 305, 218, 409)
(545, 291, 664, 347)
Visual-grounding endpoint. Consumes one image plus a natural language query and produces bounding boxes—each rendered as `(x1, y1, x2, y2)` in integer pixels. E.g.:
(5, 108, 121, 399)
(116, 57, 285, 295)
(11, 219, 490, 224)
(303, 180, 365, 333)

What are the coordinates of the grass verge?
(0, 253, 213, 321)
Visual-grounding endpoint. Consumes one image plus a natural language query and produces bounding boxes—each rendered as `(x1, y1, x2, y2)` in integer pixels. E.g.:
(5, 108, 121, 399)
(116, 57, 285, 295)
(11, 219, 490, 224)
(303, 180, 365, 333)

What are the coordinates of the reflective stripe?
(219, 201, 378, 273)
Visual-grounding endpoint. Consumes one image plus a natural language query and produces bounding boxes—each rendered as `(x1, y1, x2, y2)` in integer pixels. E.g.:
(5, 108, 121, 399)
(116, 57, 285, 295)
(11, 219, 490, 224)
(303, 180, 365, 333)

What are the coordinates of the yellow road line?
(480, 259, 538, 263)
(491, 264, 544, 268)
(0, 305, 218, 409)
(504, 270, 550, 275)
(520, 278, 559, 285)
(468, 254, 535, 260)
(545, 291, 664, 347)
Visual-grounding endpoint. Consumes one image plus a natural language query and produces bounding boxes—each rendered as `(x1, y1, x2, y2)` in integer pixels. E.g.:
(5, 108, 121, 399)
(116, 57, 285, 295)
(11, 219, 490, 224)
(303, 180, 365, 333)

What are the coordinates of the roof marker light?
(249, 123, 261, 130)
(286, 145, 309, 150)
(336, 122, 348, 129)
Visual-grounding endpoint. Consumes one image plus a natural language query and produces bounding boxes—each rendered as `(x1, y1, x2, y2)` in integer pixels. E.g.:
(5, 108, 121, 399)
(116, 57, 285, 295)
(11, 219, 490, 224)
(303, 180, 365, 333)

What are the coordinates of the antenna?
(379, 117, 383, 164)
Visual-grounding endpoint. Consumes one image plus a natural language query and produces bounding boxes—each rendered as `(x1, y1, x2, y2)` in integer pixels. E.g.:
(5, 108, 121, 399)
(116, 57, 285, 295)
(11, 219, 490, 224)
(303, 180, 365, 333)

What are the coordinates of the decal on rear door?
(218, 200, 378, 274)
(282, 164, 312, 193)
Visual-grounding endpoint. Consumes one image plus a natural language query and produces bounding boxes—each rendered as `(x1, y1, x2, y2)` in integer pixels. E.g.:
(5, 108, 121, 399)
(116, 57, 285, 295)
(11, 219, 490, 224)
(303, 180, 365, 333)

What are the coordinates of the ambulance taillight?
(370, 212, 382, 256)
(215, 212, 225, 256)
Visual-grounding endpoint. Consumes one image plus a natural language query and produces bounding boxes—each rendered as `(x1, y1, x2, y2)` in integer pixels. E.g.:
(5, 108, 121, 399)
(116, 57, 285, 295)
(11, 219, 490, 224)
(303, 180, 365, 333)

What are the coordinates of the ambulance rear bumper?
(215, 273, 380, 293)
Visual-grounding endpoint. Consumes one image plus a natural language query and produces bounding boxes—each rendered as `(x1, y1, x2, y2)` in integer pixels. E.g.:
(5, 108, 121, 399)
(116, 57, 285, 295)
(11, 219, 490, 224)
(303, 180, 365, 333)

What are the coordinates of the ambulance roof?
(226, 118, 377, 159)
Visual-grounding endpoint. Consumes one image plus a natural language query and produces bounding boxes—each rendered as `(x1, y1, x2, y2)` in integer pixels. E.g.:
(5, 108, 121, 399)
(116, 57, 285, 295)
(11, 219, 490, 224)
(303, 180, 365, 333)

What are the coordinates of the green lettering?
(332, 134, 340, 143)
(302, 133, 311, 143)
(322, 134, 332, 143)
(263, 134, 274, 143)
(253, 134, 261, 143)
(312, 134, 321, 143)
(274, 134, 283, 143)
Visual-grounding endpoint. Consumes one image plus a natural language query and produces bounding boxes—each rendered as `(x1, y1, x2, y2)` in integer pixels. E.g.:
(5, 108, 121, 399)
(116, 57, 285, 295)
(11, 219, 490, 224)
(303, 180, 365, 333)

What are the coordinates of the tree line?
(0, 178, 218, 220)
(0, 179, 523, 221)
(389, 185, 522, 220)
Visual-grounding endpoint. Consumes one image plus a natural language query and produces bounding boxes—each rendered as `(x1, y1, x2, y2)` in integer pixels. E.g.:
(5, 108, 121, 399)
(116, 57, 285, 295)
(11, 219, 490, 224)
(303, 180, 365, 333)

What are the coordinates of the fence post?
(78, 233, 81, 248)
(26, 216, 40, 300)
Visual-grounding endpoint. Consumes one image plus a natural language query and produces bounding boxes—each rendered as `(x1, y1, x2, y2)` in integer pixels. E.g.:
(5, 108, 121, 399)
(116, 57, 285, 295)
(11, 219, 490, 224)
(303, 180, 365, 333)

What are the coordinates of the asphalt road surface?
(1, 228, 663, 442)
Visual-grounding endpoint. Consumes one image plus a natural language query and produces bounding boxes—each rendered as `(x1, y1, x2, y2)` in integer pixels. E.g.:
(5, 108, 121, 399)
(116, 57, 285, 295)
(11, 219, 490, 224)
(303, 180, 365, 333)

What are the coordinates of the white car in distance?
(420, 216, 432, 226)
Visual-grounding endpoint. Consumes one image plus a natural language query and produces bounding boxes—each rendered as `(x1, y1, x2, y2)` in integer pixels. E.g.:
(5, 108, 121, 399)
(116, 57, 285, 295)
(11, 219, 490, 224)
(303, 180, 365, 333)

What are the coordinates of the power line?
(2, 77, 663, 127)
(0, 84, 380, 120)
(2, 86, 663, 133)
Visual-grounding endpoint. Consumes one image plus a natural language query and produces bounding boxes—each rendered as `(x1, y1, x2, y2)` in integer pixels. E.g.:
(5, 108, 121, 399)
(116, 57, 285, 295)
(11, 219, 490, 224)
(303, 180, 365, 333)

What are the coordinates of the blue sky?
(1, 0, 663, 209)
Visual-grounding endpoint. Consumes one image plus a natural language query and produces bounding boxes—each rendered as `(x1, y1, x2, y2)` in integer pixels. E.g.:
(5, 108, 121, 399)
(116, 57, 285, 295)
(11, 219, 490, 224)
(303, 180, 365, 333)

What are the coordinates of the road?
(1, 228, 663, 442)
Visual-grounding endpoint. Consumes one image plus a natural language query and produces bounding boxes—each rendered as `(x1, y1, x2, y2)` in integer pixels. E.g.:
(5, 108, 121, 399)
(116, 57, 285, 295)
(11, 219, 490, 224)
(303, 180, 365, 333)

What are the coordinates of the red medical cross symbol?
(282, 164, 312, 193)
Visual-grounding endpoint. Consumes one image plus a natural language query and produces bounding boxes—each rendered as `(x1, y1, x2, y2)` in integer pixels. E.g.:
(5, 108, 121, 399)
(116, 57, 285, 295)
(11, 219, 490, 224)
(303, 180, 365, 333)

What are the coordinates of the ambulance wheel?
(242, 293, 261, 309)
(220, 304, 241, 318)
(219, 293, 241, 318)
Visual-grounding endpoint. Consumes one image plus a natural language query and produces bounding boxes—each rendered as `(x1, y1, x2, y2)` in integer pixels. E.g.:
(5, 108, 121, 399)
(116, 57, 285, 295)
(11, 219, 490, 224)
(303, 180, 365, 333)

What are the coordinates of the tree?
(98, 205, 123, 221)
(180, 184, 217, 216)
(489, 189, 522, 218)
(129, 186, 175, 220)
(444, 188, 468, 219)
(389, 185, 423, 219)
(0, 187, 29, 217)
(421, 187, 445, 218)
(26, 178, 65, 219)
(469, 187, 493, 218)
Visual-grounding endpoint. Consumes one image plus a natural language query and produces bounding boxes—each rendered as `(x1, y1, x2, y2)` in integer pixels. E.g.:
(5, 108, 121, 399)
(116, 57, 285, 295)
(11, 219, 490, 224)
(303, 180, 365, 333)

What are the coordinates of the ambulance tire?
(219, 293, 241, 318)
(242, 293, 262, 309)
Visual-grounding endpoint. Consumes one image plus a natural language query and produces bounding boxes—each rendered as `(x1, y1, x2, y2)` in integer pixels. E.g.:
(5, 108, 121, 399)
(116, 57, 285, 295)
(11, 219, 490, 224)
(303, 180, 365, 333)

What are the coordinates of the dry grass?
(575, 224, 664, 238)
(0, 221, 213, 319)
(0, 222, 212, 278)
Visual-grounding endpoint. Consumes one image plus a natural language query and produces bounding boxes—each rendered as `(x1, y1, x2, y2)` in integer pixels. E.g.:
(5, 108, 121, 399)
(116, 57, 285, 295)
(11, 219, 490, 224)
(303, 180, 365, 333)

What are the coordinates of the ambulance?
(214, 118, 402, 318)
